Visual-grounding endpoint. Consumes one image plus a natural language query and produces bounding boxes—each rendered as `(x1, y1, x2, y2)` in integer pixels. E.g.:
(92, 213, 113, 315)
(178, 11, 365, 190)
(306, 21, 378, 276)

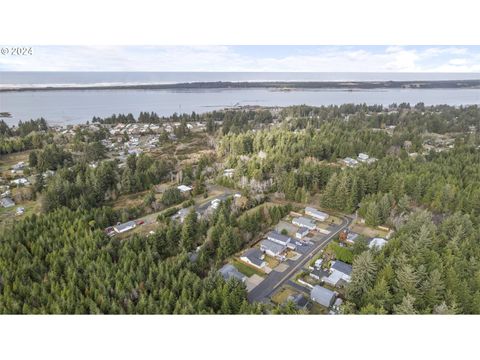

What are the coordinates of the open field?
(0, 199, 40, 227)
(351, 222, 389, 238)
(110, 190, 151, 210)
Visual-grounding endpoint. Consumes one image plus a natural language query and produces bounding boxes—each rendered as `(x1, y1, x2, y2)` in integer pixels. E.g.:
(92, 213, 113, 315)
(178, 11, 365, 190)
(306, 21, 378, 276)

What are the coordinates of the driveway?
(245, 274, 264, 292)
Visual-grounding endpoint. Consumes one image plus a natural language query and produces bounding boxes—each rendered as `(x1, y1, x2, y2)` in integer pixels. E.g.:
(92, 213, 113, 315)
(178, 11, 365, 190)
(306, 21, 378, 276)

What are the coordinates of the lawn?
(231, 259, 265, 277)
(271, 286, 297, 305)
(264, 255, 280, 268)
(309, 302, 329, 314)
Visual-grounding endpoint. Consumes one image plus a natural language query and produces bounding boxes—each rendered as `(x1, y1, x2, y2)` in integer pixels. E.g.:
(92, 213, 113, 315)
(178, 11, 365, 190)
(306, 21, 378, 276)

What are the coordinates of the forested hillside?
(0, 208, 264, 314)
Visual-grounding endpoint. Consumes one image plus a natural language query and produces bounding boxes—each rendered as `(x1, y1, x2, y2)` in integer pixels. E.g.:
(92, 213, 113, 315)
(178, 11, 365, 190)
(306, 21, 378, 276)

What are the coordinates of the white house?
(305, 207, 329, 222)
(240, 248, 266, 269)
(11, 178, 29, 186)
(343, 157, 359, 167)
(177, 185, 192, 193)
(369, 237, 387, 249)
(295, 226, 309, 239)
(292, 216, 316, 230)
(358, 153, 369, 162)
(267, 231, 296, 250)
(223, 169, 235, 178)
(322, 260, 352, 287)
(113, 221, 136, 234)
(260, 239, 286, 258)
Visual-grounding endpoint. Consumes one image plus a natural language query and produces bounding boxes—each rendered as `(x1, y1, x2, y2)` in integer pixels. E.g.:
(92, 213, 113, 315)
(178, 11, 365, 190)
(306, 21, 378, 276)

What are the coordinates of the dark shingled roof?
(242, 248, 264, 267)
(331, 260, 352, 276)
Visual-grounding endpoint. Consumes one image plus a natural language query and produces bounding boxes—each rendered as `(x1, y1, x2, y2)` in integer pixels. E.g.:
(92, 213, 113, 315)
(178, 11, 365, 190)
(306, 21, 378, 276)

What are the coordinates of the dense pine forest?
(1, 103, 480, 314)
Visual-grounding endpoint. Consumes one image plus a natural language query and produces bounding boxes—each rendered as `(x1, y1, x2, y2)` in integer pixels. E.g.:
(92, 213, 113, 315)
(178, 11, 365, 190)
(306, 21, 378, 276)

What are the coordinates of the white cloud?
(0, 45, 479, 72)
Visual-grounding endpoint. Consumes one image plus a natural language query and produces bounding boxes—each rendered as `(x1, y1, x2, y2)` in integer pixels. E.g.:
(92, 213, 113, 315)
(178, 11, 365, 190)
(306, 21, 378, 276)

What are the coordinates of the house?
(0, 197, 15, 208)
(345, 232, 359, 244)
(322, 271, 345, 287)
(292, 216, 316, 230)
(310, 285, 336, 308)
(219, 264, 246, 283)
(266, 231, 296, 250)
(240, 248, 266, 269)
(12, 161, 26, 171)
(295, 226, 309, 239)
(223, 168, 235, 178)
(323, 260, 352, 286)
(113, 220, 136, 234)
(343, 157, 359, 167)
(357, 153, 369, 162)
(305, 207, 329, 222)
(11, 178, 29, 186)
(286, 293, 309, 310)
(309, 267, 326, 280)
(369, 237, 387, 249)
(260, 239, 286, 258)
(177, 184, 192, 193)
(267, 231, 291, 246)
(210, 198, 224, 210)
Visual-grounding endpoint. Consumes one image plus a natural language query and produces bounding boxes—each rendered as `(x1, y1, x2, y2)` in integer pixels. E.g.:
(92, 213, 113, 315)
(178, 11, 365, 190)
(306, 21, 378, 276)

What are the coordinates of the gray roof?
(242, 248, 264, 267)
(114, 220, 136, 232)
(331, 260, 352, 276)
(0, 197, 15, 208)
(267, 231, 291, 244)
(260, 239, 286, 255)
(219, 264, 246, 282)
(310, 285, 336, 307)
(293, 217, 316, 229)
(346, 232, 359, 242)
(297, 226, 309, 234)
(305, 207, 329, 219)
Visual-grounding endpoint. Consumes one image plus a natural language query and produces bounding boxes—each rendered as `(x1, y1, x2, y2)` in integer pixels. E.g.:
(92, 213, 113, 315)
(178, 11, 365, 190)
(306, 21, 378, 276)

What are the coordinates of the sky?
(1, 45, 480, 72)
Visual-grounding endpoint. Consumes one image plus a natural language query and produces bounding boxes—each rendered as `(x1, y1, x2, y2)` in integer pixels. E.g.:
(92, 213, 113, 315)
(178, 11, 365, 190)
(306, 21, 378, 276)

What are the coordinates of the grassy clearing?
(351, 223, 389, 238)
(110, 190, 150, 210)
(0, 151, 31, 172)
(271, 286, 297, 305)
(231, 259, 265, 277)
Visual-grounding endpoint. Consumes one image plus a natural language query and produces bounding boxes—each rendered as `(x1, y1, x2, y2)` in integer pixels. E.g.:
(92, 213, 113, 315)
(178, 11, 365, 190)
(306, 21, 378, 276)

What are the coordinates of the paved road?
(247, 215, 353, 303)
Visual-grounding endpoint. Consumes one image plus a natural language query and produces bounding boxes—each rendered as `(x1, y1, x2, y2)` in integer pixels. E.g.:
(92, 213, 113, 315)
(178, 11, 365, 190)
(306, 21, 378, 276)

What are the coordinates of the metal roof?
(310, 286, 336, 307)
(114, 221, 136, 232)
(293, 216, 316, 229)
